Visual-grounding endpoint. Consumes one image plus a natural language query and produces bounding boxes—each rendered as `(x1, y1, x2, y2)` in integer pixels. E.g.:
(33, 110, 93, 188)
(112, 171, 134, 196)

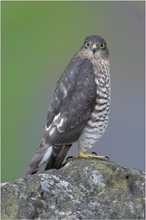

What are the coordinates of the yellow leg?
(73, 150, 109, 160)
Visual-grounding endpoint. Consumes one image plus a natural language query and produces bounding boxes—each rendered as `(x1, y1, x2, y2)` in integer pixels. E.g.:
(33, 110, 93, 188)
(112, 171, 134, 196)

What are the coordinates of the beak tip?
(92, 48, 97, 54)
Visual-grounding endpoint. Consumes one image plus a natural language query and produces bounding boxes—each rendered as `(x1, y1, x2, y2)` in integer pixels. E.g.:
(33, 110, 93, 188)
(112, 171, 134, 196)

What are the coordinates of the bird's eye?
(85, 42, 90, 48)
(100, 43, 106, 49)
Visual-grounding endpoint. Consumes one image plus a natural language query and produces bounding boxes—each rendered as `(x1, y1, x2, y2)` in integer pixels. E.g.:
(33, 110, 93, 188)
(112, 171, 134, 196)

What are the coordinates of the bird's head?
(81, 35, 109, 59)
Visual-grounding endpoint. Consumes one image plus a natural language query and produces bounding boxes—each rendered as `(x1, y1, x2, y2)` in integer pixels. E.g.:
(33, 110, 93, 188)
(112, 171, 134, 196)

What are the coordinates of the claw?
(66, 156, 73, 162)
(92, 152, 97, 155)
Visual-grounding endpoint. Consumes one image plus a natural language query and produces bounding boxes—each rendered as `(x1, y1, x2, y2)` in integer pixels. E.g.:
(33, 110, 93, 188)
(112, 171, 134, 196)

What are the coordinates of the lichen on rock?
(1, 159, 145, 219)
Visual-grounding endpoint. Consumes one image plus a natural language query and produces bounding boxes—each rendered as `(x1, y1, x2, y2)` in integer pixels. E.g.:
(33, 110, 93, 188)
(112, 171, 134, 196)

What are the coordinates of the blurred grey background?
(2, 2, 144, 181)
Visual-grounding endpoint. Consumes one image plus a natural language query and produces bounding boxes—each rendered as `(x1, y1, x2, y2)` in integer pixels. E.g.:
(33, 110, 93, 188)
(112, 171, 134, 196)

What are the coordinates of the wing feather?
(45, 57, 97, 145)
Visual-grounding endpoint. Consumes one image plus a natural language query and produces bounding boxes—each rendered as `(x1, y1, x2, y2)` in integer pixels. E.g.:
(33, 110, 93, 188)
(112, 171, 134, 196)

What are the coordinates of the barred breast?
(77, 58, 111, 152)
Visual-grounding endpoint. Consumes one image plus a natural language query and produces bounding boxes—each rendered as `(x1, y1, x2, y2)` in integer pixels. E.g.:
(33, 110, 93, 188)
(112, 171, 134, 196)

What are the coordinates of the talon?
(66, 156, 73, 162)
(92, 152, 97, 155)
(61, 156, 73, 168)
(73, 151, 109, 160)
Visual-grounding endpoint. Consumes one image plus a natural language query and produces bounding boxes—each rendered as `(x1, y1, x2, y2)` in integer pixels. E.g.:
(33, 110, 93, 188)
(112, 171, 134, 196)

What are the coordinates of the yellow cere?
(92, 43, 97, 49)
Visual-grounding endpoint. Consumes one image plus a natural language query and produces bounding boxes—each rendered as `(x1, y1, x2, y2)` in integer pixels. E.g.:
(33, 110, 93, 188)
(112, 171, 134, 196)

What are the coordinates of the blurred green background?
(2, 2, 144, 181)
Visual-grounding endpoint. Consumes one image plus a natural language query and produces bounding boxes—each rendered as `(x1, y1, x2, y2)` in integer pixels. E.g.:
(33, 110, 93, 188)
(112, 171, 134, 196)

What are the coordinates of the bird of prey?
(24, 35, 111, 176)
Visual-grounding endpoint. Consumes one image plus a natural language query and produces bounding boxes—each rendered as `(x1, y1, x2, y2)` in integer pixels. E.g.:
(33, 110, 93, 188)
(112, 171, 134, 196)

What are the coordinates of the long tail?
(24, 144, 71, 176)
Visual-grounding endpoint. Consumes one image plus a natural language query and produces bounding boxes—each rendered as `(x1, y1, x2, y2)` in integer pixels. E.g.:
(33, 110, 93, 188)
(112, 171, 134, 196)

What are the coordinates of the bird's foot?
(73, 151, 109, 160)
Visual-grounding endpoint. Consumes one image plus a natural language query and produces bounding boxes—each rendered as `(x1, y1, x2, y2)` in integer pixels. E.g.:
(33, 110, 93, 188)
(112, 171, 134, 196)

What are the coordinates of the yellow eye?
(100, 43, 106, 49)
(85, 42, 90, 47)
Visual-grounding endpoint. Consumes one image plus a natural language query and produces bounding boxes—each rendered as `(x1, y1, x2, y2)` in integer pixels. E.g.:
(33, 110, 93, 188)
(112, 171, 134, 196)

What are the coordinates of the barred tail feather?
(45, 145, 72, 170)
(24, 144, 71, 176)
(24, 145, 53, 176)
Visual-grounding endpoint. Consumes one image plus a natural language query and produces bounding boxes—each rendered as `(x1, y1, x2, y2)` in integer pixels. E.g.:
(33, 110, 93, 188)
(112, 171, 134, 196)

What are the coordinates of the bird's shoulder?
(57, 56, 94, 85)
(49, 56, 95, 111)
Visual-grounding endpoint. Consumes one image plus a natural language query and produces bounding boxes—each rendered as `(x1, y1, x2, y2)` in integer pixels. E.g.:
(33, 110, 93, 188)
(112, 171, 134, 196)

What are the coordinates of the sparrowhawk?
(24, 35, 111, 176)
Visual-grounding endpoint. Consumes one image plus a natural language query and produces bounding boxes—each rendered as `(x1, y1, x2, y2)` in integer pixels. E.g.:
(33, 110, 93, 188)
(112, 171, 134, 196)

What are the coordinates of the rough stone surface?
(1, 159, 145, 219)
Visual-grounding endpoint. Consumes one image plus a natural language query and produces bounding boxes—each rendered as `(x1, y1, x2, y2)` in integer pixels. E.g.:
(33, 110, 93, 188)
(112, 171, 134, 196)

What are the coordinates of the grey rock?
(1, 159, 145, 219)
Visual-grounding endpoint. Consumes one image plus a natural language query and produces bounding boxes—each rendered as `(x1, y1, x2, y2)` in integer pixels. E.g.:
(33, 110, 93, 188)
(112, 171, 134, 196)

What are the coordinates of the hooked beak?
(92, 43, 97, 54)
